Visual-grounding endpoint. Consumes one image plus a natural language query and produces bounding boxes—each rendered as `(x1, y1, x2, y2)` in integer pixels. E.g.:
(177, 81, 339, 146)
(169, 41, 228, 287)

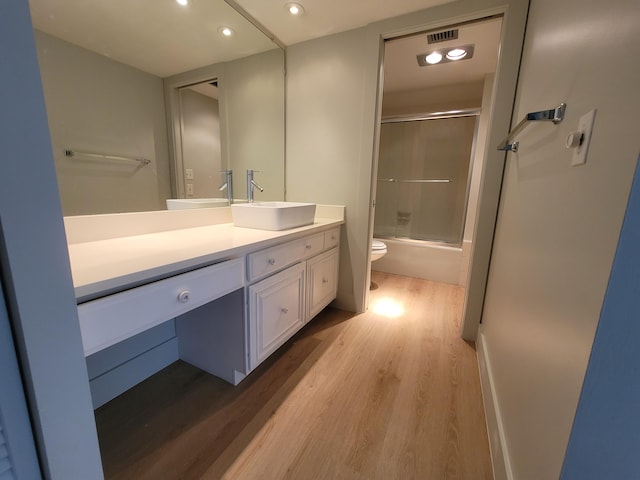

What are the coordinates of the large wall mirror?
(29, 0, 285, 216)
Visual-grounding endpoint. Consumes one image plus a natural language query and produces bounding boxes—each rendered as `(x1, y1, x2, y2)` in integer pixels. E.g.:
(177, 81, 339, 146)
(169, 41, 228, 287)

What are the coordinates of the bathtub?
(371, 237, 472, 286)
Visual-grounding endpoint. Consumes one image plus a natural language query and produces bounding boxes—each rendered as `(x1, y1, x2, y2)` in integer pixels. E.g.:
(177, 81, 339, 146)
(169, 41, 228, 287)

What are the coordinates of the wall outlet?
(186, 183, 194, 196)
(571, 109, 597, 166)
(185, 168, 194, 180)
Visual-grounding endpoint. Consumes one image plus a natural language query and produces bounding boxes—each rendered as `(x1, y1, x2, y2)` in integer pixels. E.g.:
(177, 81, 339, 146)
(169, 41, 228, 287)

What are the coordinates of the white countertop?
(68, 218, 342, 303)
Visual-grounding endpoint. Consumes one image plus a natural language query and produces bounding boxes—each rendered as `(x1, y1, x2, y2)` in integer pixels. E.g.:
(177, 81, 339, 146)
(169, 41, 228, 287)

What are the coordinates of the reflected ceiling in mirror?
(29, 0, 285, 216)
(28, 0, 277, 77)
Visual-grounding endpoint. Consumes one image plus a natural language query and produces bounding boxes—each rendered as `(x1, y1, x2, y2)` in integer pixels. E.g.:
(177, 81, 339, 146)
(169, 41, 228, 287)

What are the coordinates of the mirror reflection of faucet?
(218, 169, 233, 205)
(246, 169, 264, 203)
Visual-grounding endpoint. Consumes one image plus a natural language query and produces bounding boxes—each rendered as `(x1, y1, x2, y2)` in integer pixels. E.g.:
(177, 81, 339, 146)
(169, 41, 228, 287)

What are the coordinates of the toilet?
(371, 239, 388, 262)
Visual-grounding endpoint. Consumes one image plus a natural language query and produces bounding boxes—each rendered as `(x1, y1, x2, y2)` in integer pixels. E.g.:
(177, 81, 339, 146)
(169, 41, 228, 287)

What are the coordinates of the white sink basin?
(166, 198, 229, 210)
(231, 202, 316, 230)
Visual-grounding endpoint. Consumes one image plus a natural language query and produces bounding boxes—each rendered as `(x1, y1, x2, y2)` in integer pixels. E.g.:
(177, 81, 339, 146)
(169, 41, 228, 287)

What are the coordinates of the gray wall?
(35, 31, 171, 216)
(180, 89, 223, 199)
(0, 1, 103, 477)
(479, 0, 640, 477)
(286, 0, 528, 314)
(561, 156, 640, 478)
(225, 49, 285, 201)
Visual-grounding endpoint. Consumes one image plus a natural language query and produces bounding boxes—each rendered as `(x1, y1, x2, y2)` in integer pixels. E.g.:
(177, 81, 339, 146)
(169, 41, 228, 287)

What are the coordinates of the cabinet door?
(248, 262, 306, 371)
(307, 248, 339, 321)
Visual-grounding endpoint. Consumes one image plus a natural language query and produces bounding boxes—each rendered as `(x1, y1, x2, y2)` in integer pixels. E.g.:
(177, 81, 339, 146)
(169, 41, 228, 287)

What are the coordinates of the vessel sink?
(166, 198, 229, 210)
(231, 202, 316, 230)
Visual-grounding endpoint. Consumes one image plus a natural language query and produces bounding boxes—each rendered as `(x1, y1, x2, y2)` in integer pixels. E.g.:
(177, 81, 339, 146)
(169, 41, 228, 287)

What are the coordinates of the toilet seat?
(372, 240, 386, 251)
(371, 239, 387, 262)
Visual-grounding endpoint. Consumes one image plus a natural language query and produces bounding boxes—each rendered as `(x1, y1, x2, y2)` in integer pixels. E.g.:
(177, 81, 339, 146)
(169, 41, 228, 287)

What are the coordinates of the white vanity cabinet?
(246, 227, 340, 372)
(75, 220, 342, 406)
(306, 248, 339, 320)
(248, 262, 306, 370)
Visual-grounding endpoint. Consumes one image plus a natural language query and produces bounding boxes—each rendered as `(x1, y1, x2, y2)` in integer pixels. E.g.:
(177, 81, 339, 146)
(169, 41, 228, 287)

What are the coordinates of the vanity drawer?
(247, 233, 324, 282)
(324, 228, 340, 249)
(78, 258, 244, 356)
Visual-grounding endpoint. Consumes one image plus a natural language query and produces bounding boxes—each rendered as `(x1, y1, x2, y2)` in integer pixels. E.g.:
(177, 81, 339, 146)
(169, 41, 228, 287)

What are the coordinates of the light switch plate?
(186, 183, 194, 196)
(185, 168, 194, 180)
(571, 109, 596, 166)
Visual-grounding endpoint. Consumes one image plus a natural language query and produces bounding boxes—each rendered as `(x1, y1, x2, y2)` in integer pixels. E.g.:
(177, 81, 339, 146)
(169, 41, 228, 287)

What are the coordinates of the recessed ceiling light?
(446, 48, 467, 60)
(285, 2, 305, 16)
(417, 44, 475, 67)
(425, 52, 443, 64)
(218, 26, 234, 37)
(176, 0, 188, 5)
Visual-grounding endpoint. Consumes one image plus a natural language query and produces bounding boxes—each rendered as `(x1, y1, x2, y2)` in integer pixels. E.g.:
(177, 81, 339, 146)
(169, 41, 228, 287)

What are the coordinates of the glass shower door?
(374, 114, 477, 245)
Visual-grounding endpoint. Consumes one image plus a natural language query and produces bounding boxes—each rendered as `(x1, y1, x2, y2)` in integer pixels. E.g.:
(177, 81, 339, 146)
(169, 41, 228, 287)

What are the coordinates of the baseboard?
(477, 332, 513, 480)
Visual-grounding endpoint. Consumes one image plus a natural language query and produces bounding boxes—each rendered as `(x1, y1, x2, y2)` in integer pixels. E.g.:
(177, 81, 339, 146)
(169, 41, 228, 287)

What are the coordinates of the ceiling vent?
(427, 29, 458, 44)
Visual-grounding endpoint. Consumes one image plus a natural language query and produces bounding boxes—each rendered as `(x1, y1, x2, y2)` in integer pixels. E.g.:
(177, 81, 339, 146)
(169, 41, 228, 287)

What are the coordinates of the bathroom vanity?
(65, 205, 344, 407)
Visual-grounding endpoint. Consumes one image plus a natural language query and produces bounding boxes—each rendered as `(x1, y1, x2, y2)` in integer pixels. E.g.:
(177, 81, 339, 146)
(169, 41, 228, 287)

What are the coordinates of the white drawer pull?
(268, 258, 276, 265)
(177, 290, 191, 303)
(281, 307, 289, 314)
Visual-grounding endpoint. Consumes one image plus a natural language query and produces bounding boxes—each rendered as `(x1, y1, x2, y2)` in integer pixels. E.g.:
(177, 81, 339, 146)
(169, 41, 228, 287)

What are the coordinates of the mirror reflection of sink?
(166, 198, 229, 210)
(231, 202, 316, 230)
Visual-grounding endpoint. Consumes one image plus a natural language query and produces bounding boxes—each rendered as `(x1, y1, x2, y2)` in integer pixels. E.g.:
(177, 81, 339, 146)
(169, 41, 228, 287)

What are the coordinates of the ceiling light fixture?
(417, 44, 474, 67)
(425, 52, 443, 65)
(176, 0, 188, 5)
(446, 48, 467, 60)
(285, 2, 305, 16)
(218, 26, 234, 37)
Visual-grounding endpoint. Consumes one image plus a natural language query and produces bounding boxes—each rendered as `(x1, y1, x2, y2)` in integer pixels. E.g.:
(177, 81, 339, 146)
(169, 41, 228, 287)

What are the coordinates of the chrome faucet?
(246, 169, 264, 203)
(218, 169, 233, 205)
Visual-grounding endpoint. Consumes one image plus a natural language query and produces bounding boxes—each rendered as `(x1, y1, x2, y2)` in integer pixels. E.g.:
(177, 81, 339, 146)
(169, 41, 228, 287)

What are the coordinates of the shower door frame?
(377, 108, 481, 247)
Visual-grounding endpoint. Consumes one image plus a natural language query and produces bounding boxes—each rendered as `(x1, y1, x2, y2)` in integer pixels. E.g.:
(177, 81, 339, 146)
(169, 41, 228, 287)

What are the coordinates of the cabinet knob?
(322, 278, 328, 284)
(305, 244, 312, 250)
(281, 307, 289, 314)
(177, 290, 191, 303)
(268, 258, 276, 265)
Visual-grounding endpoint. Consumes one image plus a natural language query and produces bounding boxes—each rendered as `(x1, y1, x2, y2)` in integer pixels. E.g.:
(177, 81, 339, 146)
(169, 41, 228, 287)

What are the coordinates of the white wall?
(382, 81, 484, 117)
(35, 31, 171, 216)
(479, 0, 640, 477)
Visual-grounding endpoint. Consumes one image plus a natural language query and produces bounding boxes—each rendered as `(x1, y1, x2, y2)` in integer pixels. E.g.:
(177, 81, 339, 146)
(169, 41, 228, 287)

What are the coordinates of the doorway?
(366, 10, 521, 341)
(373, 16, 502, 286)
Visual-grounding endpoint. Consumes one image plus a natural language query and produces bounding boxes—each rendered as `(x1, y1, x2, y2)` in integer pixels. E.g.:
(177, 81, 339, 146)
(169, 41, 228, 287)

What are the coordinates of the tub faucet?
(246, 169, 264, 203)
(218, 169, 233, 205)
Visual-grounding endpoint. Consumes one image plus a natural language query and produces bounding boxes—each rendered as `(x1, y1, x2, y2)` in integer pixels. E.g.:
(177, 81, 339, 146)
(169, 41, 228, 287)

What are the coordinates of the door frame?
(364, 0, 530, 340)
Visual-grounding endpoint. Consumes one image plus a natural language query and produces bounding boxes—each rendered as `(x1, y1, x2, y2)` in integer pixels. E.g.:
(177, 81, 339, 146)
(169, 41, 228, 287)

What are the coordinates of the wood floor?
(95, 271, 493, 479)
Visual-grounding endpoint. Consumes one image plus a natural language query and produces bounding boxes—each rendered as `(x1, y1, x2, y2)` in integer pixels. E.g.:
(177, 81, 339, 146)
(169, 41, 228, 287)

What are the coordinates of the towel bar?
(497, 103, 566, 153)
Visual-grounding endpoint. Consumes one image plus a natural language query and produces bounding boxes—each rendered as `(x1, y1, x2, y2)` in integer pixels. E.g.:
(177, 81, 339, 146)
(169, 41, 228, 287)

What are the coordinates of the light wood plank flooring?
(95, 271, 492, 479)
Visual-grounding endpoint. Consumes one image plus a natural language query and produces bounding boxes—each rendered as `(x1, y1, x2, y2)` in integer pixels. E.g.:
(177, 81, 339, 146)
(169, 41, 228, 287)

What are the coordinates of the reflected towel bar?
(497, 103, 566, 153)
(65, 149, 151, 166)
(378, 178, 451, 183)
